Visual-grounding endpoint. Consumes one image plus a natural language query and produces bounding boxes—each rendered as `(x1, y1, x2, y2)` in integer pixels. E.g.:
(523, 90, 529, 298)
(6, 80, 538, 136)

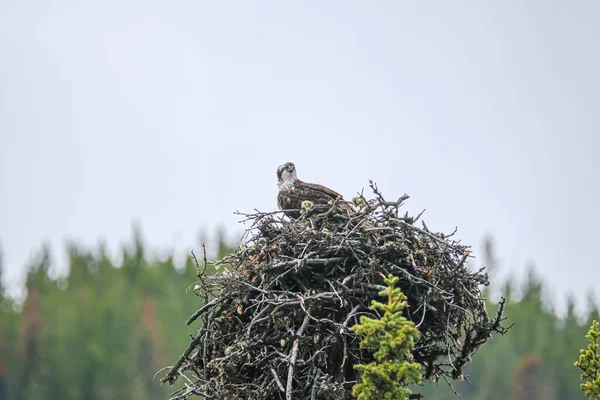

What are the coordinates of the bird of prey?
(276, 162, 355, 218)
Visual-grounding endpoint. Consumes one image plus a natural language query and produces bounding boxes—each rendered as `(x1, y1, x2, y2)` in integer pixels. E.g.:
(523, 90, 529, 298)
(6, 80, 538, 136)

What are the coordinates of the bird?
(276, 161, 355, 218)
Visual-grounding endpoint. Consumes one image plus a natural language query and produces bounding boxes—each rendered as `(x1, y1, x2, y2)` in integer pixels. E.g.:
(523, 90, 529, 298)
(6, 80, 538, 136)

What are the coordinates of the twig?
(186, 296, 230, 326)
(286, 307, 312, 400)
(340, 305, 361, 334)
(271, 368, 285, 392)
(161, 333, 202, 385)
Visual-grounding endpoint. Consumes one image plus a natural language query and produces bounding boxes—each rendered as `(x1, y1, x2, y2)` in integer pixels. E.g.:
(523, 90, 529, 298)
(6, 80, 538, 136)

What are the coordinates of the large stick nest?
(162, 182, 509, 399)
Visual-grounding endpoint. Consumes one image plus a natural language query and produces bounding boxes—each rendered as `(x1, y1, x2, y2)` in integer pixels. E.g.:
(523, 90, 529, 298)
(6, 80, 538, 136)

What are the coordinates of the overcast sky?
(1, 1, 598, 312)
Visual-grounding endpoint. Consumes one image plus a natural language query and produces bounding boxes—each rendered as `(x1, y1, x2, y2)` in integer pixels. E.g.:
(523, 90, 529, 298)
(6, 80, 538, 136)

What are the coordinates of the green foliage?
(0, 229, 224, 400)
(350, 274, 422, 400)
(575, 320, 600, 399)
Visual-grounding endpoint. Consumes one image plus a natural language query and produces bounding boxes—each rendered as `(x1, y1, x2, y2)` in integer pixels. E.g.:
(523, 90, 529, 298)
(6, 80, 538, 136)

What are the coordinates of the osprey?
(276, 162, 355, 218)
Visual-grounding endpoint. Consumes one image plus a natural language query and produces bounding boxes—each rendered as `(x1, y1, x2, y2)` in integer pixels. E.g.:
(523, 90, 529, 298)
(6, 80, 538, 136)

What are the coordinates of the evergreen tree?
(509, 352, 554, 400)
(350, 274, 422, 400)
(575, 320, 600, 399)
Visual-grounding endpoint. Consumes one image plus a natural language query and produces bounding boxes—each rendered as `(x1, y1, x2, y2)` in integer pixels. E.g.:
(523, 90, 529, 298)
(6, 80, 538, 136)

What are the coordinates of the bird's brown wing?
(277, 188, 310, 219)
(296, 180, 344, 201)
(296, 180, 357, 214)
(277, 190, 296, 211)
(279, 184, 335, 210)
(278, 180, 356, 219)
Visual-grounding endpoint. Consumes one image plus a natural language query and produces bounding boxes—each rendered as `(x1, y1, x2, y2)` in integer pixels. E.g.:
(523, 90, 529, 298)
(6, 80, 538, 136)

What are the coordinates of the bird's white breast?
(278, 178, 296, 191)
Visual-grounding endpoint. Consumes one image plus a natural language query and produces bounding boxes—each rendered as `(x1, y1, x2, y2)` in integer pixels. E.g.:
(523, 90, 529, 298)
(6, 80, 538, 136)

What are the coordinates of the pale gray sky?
(1, 1, 599, 311)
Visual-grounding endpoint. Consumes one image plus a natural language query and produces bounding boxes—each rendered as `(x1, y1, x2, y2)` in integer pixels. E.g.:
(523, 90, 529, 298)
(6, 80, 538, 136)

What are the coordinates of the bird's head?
(277, 162, 297, 188)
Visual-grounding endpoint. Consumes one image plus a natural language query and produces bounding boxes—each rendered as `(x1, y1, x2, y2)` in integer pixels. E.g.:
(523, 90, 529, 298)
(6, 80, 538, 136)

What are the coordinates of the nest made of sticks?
(162, 182, 509, 400)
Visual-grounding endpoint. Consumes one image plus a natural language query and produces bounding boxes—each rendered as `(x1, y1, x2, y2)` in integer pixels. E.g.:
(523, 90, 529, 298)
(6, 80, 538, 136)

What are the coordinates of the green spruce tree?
(350, 274, 422, 400)
(575, 320, 600, 399)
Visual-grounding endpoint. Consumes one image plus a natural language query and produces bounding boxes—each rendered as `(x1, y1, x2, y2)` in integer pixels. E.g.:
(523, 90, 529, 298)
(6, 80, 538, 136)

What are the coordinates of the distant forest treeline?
(0, 231, 596, 400)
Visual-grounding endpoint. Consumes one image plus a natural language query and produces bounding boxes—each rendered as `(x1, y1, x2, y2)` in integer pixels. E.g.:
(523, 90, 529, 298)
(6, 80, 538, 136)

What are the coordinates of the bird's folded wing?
(296, 180, 344, 200)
